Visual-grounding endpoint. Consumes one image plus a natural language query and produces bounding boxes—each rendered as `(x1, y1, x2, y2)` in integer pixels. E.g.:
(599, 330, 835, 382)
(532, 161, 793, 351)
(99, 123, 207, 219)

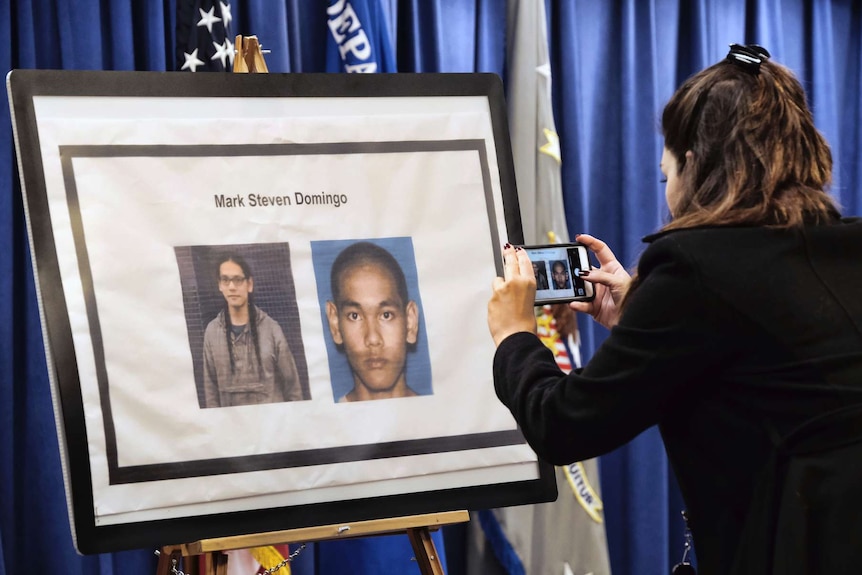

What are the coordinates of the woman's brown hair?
(661, 56, 840, 230)
(622, 51, 841, 309)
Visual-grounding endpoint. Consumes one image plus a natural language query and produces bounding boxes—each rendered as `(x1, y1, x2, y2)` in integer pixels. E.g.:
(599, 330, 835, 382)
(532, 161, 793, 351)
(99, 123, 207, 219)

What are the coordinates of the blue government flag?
(176, 0, 234, 72)
(325, 0, 396, 73)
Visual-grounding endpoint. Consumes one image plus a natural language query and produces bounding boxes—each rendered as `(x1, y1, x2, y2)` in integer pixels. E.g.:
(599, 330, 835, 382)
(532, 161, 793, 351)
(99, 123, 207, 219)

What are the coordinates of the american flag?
(176, 0, 234, 72)
(536, 305, 575, 373)
(225, 544, 294, 575)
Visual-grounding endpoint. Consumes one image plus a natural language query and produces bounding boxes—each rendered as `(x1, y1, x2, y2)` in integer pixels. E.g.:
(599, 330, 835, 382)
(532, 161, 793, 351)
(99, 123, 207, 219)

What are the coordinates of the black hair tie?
(726, 43, 771, 73)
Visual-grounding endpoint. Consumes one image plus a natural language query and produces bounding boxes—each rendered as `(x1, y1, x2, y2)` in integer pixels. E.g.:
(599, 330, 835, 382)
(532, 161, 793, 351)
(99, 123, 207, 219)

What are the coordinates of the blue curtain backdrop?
(2, 1, 860, 575)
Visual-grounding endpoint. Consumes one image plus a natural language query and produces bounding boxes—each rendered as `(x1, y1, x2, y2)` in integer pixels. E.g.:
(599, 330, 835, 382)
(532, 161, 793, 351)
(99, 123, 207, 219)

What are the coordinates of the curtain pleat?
(473, 0, 507, 74)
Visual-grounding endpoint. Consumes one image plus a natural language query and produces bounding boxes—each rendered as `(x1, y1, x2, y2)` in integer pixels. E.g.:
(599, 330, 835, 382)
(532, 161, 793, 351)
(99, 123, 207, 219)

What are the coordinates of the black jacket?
(493, 218, 862, 574)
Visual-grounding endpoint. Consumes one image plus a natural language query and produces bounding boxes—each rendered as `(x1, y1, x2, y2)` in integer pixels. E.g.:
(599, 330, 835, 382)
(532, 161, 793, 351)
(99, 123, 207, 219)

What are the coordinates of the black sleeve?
(493, 238, 732, 464)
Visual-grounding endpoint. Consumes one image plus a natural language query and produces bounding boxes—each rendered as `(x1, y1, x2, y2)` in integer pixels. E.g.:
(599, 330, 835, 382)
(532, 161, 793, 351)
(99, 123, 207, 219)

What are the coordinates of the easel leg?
(184, 555, 201, 575)
(204, 551, 228, 575)
(407, 527, 446, 575)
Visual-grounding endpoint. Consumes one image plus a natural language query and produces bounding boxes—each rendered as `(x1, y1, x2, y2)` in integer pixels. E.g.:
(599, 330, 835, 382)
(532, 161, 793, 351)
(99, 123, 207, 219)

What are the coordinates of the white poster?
(10, 70, 553, 552)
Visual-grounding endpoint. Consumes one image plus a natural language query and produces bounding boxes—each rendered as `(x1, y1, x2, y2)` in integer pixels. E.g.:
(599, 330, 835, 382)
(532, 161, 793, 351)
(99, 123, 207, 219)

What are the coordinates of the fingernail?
(580, 270, 591, 277)
(504, 243, 511, 249)
(514, 246, 523, 251)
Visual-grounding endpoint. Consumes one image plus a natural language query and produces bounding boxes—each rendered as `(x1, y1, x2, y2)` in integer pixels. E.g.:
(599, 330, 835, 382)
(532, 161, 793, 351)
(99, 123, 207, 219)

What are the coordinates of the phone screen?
(521, 243, 594, 305)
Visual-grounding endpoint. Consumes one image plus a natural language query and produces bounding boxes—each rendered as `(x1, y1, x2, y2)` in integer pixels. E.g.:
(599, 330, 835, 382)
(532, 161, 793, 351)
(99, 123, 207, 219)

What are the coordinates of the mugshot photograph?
(315, 239, 433, 404)
(550, 260, 571, 290)
(202, 252, 304, 407)
(532, 260, 550, 290)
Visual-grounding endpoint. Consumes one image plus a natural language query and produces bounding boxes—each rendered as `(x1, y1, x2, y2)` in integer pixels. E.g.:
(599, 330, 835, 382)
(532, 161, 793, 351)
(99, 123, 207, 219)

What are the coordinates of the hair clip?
(726, 43, 771, 73)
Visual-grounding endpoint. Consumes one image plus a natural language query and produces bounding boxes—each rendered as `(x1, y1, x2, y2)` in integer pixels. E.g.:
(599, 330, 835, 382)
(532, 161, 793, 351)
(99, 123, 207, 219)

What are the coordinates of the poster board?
(7, 70, 556, 554)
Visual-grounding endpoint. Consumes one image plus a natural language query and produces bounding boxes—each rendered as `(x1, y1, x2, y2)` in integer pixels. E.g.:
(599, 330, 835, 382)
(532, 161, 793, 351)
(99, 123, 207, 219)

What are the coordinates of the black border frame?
(7, 69, 554, 554)
(61, 140, 518, 485)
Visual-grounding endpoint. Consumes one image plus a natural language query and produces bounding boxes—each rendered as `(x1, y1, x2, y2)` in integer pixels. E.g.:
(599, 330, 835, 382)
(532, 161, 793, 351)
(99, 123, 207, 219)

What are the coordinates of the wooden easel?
(233, 35, 269, 73)
(157, 41, 465, 575)
(156, 510, 469, 575)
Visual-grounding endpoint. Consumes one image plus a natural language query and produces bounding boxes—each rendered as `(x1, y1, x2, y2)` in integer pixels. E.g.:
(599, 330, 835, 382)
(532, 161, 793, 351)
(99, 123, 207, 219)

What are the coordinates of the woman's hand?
(488, 245, 538, 347)
(570, 234, 631, 329)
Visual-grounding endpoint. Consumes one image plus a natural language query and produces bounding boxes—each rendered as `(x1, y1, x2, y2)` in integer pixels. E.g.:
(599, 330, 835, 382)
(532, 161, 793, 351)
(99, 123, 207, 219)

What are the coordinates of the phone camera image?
(520, 243, 594, 305)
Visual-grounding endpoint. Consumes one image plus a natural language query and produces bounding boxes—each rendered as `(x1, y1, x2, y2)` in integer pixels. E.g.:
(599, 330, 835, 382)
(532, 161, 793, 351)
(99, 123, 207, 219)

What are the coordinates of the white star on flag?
(225, 36, 235, 66)
(211, 39, 232, 68)
(220, 1, 233, 27)
(176, 0, 233, 73)
(197, 6, 221, 34)
(181, 48, 206, 72)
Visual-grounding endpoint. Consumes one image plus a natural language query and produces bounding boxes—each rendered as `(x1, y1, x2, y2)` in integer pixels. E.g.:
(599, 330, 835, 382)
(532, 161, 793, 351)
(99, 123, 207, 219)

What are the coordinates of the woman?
(488, 45, 862, 574)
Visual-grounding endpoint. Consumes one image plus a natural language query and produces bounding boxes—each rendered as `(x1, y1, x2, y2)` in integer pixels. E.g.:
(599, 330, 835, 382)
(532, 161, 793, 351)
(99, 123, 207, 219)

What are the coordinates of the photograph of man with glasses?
(202, 252, 304, 407)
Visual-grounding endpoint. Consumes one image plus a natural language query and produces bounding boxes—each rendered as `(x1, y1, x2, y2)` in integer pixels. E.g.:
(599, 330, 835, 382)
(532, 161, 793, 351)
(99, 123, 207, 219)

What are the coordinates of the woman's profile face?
(660, 146, 683, 216)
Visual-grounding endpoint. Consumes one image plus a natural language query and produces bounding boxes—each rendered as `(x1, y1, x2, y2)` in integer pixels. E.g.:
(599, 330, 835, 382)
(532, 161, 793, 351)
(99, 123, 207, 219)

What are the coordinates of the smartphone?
(521, 243, 595, 305)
